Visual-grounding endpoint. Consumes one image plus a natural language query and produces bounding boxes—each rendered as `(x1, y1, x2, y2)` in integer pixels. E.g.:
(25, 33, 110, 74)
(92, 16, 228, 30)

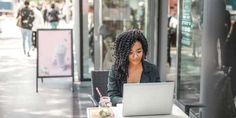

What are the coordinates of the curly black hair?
(114, 29, 148, 83)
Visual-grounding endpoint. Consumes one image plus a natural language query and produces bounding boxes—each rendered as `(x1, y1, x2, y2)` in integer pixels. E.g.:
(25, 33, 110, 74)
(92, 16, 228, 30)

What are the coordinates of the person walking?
(47, 3, 59, 29)
(17, 0, 35, 57)
(30, 1, 44, 48)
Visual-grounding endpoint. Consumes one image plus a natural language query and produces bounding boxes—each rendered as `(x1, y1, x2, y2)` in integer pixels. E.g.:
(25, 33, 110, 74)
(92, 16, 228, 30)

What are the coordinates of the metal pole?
(72, 0, 81, 81)
(94, 0, 103, 70)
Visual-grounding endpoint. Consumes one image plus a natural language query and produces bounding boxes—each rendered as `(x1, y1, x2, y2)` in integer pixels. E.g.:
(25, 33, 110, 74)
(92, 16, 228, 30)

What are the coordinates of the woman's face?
(128, 41, 144, 66)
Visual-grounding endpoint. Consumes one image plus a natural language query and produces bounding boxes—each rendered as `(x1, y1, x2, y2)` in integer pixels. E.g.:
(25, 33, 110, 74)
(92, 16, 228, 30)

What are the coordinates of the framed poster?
(37, 29, 73, 77)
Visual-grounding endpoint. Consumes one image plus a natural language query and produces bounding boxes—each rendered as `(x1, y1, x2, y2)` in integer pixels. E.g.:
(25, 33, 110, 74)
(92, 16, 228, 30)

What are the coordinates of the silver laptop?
(122, 82, 174, 117)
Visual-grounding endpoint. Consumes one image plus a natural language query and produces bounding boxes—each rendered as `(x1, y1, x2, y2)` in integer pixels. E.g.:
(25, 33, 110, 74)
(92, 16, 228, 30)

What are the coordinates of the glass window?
(100, 0, 149, 70)
(82, 0, 95, 79)
(227, 0, 236, 10)
(83, 0, 154, 79)
(226, 0, 236, 106)
(177, 0, 203, 115)
(167, 0, 178, 81)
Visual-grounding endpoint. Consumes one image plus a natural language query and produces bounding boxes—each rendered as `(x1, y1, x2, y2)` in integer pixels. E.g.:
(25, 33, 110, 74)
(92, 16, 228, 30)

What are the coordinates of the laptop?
(122, 82, 174, 117)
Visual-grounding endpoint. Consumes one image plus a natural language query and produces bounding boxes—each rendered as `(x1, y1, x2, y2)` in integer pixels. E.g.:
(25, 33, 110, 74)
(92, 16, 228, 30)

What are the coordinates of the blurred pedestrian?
(62, 0, 72, 24)
(30, 1, 44, 48)
(42, 3, 48, 27)
(16, 0, 35, 57)
(191, 1, 202, 58)
(47, 3, 59, 29)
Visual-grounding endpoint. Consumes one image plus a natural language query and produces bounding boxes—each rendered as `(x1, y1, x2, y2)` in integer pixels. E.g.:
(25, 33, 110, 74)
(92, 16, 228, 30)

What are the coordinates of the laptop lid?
(122, 82, 174, 117)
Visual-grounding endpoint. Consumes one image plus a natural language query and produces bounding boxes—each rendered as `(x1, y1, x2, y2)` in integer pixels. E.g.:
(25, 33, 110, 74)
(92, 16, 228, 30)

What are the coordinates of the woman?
(107, 29, 160, 106)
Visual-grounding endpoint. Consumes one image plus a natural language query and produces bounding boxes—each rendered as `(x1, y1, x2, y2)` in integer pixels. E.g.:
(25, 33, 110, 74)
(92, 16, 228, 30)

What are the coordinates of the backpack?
(19, 7, 34, 29)
(47, 9, 59, 22)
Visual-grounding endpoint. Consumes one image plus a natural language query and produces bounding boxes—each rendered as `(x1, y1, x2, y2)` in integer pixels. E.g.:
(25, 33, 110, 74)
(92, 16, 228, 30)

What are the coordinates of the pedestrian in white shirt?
(30, 1, 44, 48)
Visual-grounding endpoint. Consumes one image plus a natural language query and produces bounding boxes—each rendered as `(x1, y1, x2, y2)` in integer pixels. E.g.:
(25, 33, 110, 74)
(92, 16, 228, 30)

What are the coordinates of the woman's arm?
(107, 67, 123, 106)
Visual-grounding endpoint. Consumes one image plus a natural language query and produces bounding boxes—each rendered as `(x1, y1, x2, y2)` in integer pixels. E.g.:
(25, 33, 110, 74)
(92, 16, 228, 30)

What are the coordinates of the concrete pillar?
(200, 0, 225, 117)
(158, 0, 168, 81)
(146, 0, 157, 64)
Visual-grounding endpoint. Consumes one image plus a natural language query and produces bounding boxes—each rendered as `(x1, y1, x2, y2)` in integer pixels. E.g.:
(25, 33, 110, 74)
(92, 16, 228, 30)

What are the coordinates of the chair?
(89, 70, 109, 106)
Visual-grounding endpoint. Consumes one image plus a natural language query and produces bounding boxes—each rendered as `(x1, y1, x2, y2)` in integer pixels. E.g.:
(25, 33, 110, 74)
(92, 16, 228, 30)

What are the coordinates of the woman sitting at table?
(107, 29, 160, 106)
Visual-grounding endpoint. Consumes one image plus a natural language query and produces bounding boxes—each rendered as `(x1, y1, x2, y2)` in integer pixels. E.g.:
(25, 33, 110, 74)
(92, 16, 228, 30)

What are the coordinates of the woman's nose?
(133, 52, 139, 58)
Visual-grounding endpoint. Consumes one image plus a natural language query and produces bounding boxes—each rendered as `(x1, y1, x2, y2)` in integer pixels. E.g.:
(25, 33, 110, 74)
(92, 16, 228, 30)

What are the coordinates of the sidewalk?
(0, 16, 95, 117)
(0, 17, 22, 39)
(0, 38, 84, 118)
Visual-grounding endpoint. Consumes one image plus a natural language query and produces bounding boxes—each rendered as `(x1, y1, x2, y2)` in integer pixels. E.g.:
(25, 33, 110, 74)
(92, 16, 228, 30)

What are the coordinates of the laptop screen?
(122, 82, 174, 116)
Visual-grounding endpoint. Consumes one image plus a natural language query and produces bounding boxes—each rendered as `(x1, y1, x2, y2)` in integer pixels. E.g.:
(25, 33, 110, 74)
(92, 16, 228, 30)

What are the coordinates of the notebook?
(122, 82, 175, 117)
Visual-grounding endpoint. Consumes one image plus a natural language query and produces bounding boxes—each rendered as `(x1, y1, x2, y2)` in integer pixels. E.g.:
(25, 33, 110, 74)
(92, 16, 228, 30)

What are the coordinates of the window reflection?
(100, 0, 147, 70)
(83, 1, 95, 79)
(177, 0, 204, 116)
(178, 0, 236, 116)
(178, 0, 203, 101)
(226, 0, 236, 103)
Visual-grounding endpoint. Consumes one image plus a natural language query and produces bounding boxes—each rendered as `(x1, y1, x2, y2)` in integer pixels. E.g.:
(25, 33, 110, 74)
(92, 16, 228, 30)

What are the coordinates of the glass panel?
(82, 0, 94, 79)
(100, 0, 148, 70)
(178, 0, 203, 105)
(226, 0, 236, 105)
(178, 0, 236, 116)
(167, 0, 178, 82)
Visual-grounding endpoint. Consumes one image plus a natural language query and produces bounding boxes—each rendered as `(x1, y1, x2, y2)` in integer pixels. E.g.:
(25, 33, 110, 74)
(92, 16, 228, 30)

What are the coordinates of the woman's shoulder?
(143, 61, 157, 67)
(142, 61, 160, 82)
(142, 61, 158, 71)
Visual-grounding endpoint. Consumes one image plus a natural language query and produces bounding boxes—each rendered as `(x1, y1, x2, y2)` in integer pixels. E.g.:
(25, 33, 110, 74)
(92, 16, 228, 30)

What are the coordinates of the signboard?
(37, 29, 73, 77)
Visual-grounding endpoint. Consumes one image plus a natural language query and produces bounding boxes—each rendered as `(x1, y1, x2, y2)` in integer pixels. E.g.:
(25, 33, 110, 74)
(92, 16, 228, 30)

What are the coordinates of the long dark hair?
(113, 29, 148, 83)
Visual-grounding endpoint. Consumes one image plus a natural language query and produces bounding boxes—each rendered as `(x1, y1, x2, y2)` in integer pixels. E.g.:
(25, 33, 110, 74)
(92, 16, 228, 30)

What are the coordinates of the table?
(87, 104, 189, 118)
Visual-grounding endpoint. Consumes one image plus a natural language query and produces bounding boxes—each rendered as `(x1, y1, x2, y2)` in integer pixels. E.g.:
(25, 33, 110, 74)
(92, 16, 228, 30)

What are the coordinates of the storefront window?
(100, 0, 148, 70)
(177, 0, 203, 112)
(227, 0, 236, 10)
(82, 0, 94, 79)
(226, 0, 236, 107)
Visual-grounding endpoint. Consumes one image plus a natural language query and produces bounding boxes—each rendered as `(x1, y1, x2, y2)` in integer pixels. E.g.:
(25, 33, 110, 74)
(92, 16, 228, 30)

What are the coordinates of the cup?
(98, 96, 113, 118)
(99, 96, 112, 108)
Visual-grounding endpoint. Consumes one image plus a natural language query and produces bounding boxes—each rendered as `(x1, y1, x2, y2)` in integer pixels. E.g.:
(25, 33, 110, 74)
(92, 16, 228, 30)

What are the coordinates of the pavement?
(0, 38, 82, 118)
(0, 16, 93, 118)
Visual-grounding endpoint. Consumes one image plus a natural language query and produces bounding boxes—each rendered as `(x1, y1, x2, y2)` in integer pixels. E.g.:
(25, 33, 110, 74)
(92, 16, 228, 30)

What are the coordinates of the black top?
(107, 61, 160, 106)
(47, 9, 59, 22)
(18, 7, 34, 30)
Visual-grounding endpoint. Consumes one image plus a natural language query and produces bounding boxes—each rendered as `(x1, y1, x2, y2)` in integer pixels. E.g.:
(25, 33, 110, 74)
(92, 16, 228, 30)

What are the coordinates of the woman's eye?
(137, 51, 142, 53)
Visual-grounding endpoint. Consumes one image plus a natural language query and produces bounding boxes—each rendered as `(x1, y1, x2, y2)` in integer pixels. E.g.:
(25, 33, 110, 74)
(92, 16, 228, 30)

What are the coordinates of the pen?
(96, 87, 102, 98)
